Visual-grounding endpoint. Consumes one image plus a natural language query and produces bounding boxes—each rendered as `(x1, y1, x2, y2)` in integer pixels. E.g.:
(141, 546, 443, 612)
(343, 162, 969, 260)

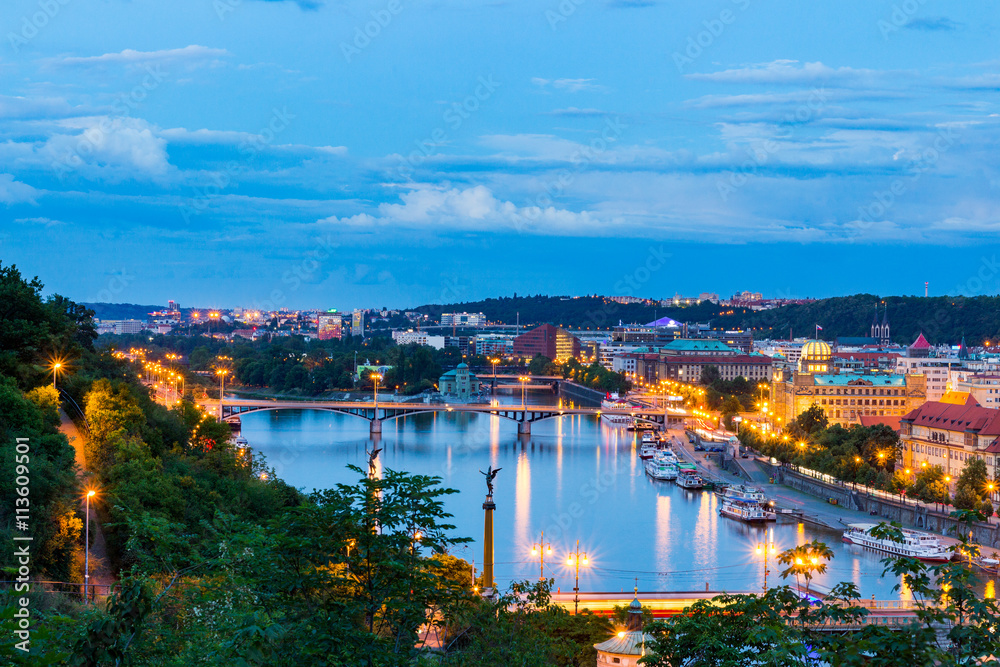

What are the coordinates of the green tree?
(953, 457, 989, 510)
(528, 354, 553, 375)
(699, 365, 721, 386)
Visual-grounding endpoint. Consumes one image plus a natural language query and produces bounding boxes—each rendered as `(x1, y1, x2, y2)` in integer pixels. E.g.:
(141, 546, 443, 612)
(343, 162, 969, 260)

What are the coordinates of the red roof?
(900, 398, 1000, 436)
(859, 415, 901, 431)
(910, 333, 931, 349)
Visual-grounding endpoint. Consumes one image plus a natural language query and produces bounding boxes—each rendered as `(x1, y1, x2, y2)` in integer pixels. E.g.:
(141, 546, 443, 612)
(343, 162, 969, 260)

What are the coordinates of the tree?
(528, 354, 553, 375)
(789, 404, 828, 438)
(699, 365, 721, 386)
(953, 457, 989, 510)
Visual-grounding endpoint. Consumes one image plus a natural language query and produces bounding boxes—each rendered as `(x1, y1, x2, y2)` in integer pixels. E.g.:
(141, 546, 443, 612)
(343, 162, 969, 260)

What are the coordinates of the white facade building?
(392, 330, 446, 349)
(895, 357, 965, 402)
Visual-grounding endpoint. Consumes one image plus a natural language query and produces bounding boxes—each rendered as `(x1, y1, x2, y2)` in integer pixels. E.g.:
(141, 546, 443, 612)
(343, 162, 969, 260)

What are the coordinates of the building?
(951, 374, 1000, 408)
(833, 351, 901, 373)
(703, 330, 754, 354)
(317, 311, 342, 340)
(652, 339, 772, 383)
(771, 340, 926, 428)
(908, 333, 932, 358)
(593, 592, 653, 666)
(352, 309, 365, 337)
(474, 334, 515, 357)
(513, 324, 581, 361)
(440, 312, 486, 327)
(894, 355, 964, 402)
(900, 396, 1000, 479)
(438, 363, 482, 400)
(98, 319, 144, 335)
(392, 330, 445, 349)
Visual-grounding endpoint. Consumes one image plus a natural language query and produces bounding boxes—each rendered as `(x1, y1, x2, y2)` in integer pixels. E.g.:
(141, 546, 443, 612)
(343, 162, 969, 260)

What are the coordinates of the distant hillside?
(416, 294, 1000, 345)
(82, 303, 164, 320)
(413, 295, 742, 330)
(724, 294, 1000, 346)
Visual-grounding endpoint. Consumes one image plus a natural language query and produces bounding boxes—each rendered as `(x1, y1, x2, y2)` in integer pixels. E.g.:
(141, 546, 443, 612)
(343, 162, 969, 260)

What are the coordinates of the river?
(240, 392, 975, 599)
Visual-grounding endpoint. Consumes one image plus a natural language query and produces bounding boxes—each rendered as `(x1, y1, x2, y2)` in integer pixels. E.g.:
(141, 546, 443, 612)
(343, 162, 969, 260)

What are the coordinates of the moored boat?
(723, 484, 768, 504)
(601, 393, 633, 424)
(719, 497, 773, 523)
(841, 523, 952, 562)
(645, 459, 678, 480)
(676, 469, 705, 490)
(639, 443, 657, 459)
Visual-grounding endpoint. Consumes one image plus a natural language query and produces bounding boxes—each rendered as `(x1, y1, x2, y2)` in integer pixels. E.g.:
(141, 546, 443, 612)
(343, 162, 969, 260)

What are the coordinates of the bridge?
(213, 398, 683, 436)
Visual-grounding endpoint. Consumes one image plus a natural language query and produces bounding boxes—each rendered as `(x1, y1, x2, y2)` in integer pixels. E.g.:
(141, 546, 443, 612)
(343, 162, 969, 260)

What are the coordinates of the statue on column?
(480, 466, 501, 497)
(367, 447, 382, 478)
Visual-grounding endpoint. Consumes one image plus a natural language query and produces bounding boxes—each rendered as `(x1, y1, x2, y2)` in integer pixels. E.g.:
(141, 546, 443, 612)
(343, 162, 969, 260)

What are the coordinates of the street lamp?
(566, 540, 589, 614)
(372, 372, 382, 409)
(518, 375, 529, 408)
(84, 490, 96, 603)
(50, 359, 64, 389)
(215, 368, 229, 421)
(530, 531, 553, 581)
(756, 539, 777, 593)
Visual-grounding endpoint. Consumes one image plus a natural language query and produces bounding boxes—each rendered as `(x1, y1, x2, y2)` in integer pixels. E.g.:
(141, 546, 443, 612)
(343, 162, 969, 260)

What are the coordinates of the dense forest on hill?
(414, 295, 739, 330)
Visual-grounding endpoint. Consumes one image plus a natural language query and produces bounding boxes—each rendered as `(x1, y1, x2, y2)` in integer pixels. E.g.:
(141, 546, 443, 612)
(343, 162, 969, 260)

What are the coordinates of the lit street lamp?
(216, 368, 229, 421)
(566, 540, 589, 614)
(518, 375, 530, 408)
(51, 360, 63, 389)
(756, 539, 777, 593)
(372, 372, 382, 409)
(531, 531, 553, 581)
(84, 490, 96, 603)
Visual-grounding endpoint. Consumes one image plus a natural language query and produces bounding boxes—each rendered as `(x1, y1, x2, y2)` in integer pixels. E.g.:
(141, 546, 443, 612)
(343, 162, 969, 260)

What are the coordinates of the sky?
(1, 0, 999, 309)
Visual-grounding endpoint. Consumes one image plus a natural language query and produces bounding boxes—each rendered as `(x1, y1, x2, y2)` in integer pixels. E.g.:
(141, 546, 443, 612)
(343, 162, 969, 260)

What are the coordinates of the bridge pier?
(517, 421, 531, 436)
(370, 419, 382, 436)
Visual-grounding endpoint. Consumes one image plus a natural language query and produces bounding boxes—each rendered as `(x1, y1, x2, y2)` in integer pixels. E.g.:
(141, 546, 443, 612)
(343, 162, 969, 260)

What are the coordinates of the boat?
(719, 497, 773, 523)
(641, 431, 656, 444)
(600, 393, 633, 424)
(645, 459, 678, 480)
(639, 443, 657, 460)
(841, 524, 952, 562)
(676, 469, 705, 490)
(654, 449, 678, 466)
(723, 485, 768, 504)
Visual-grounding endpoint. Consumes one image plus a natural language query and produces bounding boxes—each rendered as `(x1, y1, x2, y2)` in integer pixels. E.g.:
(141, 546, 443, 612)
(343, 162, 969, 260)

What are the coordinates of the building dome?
(801, 340, 832, 361)
(457, 362, 469, 369)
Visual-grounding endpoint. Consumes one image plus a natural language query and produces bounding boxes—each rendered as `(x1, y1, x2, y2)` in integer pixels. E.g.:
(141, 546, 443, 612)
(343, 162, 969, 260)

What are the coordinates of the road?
(58, 409, 114, 600)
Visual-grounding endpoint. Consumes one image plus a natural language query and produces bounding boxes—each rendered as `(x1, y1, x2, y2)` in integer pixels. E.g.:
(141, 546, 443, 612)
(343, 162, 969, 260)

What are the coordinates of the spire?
(626, 586, 643, 632)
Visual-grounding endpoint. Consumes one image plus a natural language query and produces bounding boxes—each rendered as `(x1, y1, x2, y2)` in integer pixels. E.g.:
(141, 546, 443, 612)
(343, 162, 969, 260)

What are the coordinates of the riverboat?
(719, 497, 773, 523)
(676, 469, 705, 490)
(639, 443, 657, 460)
(841, 524, 952, 562)
(722, 484, 768, 503)
(600, 393, 633, 425)
(645, 459, 678, 481)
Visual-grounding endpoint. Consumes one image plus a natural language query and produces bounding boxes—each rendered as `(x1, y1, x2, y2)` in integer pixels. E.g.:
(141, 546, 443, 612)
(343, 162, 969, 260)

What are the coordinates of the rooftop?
(812, 374, 907, 386)
(662, 339, 736, 354)
(902, 397, 1000, 436)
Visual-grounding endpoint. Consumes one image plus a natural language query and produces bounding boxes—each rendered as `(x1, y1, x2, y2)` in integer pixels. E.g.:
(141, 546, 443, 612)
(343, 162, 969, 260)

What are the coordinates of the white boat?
(639, 443, 657, 460)
(654, 449, 678, 466)
(723, 485, 767, 503)
(645, 459, 678, 480)
(841, 524, 952, 562)
(601, 393, 633, 424)
(676, 470, 705, 490)
(719, 497, 773, 523)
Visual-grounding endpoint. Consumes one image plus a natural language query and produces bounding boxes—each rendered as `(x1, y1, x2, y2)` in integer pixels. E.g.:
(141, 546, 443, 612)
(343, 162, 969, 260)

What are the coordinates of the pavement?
(58, 409, 114, 600)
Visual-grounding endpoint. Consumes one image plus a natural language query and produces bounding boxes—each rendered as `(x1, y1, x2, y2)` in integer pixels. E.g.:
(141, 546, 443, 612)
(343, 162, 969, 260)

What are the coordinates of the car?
(694, 444, 705, 451)
(741, 452, 750, 459)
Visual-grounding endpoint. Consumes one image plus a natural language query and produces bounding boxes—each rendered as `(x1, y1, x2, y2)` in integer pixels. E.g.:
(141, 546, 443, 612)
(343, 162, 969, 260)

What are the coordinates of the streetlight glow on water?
(244, 394, 967, 598)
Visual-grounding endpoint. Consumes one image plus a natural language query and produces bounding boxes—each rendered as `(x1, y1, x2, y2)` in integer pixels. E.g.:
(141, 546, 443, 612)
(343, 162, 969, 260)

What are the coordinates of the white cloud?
(686, 60, 886, 87)
(53, 45, 229, 69)
(0, 174, 38, 205)
(318, 185, 602, 234)
(14, 217, 65, 226)
(40, 117, 172, 180)
(532, 77, 609, 93)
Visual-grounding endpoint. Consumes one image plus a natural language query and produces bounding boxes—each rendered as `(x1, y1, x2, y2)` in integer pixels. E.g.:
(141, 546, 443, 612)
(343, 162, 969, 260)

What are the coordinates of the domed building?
(438, 362, 482, 400)
(772, 339, 926, 428)
(594, 592, 654, 666)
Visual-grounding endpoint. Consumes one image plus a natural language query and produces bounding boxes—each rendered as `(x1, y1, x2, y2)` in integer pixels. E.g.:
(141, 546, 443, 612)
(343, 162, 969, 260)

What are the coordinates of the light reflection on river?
(241, 393, 985, 598)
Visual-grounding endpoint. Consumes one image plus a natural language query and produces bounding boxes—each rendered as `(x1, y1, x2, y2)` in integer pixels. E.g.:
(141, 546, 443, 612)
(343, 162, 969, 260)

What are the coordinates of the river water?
(242, 392, 978, 599)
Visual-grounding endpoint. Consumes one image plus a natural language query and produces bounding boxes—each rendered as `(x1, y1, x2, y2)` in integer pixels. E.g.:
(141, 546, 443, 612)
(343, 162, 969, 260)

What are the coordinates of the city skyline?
(3, 0, 1000, 307)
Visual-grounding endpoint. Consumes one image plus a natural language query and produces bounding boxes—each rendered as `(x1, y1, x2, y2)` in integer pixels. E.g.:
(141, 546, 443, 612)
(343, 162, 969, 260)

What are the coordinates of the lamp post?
(51, 361, 62, 389)
(84, 490, 95, 603)
(518, 375, 529, 408)
(566, 540, 589, 614)
(216, 368, 229, 421)
(372, 372, 382, 409)
(530, 531, 552, 581)
(756, 539, 777, 594)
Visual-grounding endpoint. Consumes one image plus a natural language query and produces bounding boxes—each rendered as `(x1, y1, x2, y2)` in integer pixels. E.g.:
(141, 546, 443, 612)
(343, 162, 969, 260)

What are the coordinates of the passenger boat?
(841, 524, 952, 562)
(719, 497, 773, 523)
(600, 393, 633, 425)
(645, 459, 678, 480)
(639, 443, 657, 460)
(654, 449, 678, 466)
(676, 469, 705, 490)
(723, 485, 768, 503)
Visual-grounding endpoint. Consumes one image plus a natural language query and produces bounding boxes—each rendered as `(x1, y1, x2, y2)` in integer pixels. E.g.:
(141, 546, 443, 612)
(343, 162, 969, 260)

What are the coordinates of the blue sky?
(1, 0, 999, 309)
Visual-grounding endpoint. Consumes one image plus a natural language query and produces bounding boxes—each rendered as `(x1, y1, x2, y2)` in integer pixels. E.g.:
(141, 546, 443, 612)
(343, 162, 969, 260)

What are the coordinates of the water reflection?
(243, 395, 986, 598)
